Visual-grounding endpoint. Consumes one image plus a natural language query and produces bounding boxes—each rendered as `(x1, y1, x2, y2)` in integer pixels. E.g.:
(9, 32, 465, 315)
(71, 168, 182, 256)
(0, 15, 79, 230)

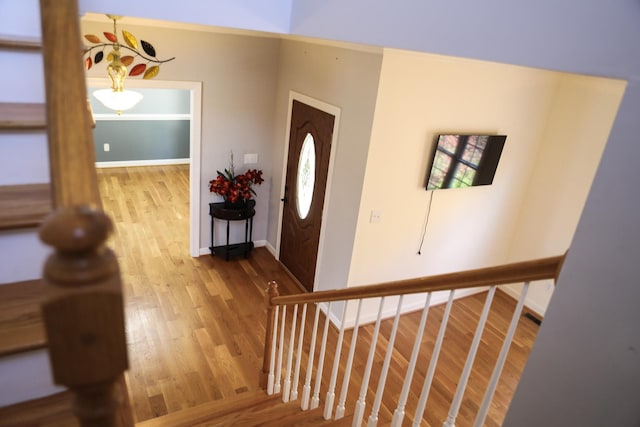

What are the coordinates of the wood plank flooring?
(97, 165, 541, 426)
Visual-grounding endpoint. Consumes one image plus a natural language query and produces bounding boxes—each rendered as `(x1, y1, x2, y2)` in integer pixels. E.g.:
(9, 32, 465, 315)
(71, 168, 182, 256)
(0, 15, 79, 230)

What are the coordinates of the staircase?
(261, 256, 565, 427)
(0, 1, 567, 426)
(0, 0, 130, 425)
(0, 0, 60, 417)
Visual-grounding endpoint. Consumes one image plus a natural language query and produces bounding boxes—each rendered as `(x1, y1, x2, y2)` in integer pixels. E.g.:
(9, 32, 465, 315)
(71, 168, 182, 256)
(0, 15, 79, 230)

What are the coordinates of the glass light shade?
(93, 89, 143, 113)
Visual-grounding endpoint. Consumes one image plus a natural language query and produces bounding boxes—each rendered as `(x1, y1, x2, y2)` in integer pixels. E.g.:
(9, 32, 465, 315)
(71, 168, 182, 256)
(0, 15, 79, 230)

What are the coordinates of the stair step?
(136, 390, 351, 427)
(206, 401, 353, 427)
(136, 391, 278, 427)
(0, 390, 77, 427)
(0, 279, 46, 357)
(0, 183, 52, 230)
(0, 35, 42, 51)
(0, 102, 46, 129)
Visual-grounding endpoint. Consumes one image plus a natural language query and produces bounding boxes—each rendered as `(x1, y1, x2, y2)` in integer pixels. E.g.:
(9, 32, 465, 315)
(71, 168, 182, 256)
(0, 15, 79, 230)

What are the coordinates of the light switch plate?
(244, 153, 258, 164)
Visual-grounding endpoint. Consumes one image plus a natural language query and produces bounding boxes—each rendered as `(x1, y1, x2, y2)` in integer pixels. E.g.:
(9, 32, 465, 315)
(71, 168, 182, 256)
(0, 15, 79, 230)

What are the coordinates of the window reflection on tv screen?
(426, 134, 506, 190)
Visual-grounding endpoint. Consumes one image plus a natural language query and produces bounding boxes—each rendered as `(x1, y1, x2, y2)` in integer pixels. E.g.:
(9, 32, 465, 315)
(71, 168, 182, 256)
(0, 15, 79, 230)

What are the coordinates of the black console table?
(209, 199, 255, 260)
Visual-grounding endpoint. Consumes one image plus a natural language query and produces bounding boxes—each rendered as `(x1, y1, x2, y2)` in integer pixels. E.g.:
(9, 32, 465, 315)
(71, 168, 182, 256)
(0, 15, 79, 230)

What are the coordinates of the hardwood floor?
(98, 165, 303, 423)
(97, 165, 541, 426)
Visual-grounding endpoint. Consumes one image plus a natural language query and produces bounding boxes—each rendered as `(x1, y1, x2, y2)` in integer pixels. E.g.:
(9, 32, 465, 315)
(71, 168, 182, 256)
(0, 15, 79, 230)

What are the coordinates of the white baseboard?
(499, 284, 546, 316)
(95, 158, 190, 168)
(264, 241, 277, 258)
(323, 286, 488, 330)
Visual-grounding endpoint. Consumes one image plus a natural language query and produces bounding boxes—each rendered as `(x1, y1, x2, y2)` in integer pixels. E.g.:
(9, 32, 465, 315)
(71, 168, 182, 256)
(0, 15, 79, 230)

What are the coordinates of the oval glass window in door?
(296, 133, 316, 219)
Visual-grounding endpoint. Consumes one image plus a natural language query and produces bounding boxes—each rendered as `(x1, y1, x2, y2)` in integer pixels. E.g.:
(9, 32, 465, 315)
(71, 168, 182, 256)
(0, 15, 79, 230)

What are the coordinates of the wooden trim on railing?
(261, 281, 279, 389)
(38, 1, 133, 426)
(271, 255, 564, 306)
(40, 0, 101, 209)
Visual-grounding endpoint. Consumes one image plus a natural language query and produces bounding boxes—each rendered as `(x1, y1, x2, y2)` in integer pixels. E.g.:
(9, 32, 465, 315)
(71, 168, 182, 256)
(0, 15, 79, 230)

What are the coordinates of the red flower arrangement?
(209, 162, 264, 204)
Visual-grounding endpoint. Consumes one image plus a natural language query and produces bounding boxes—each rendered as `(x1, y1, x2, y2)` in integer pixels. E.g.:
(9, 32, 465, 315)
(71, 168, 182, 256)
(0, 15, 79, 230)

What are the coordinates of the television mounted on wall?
(425, 134, 506, 190)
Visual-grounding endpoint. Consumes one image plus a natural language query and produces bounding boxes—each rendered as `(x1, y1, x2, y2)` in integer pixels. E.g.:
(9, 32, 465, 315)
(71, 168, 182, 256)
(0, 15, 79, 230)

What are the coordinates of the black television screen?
(426, 134, 506, 190)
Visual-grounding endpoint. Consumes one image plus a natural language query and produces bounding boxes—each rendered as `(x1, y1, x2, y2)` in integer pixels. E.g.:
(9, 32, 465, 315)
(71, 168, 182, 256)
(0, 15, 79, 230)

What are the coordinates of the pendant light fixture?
(83, 15, 175, 114)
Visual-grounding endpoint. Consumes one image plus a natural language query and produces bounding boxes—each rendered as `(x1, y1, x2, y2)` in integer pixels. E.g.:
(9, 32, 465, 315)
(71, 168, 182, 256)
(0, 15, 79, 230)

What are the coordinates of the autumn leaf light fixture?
(84, 15, 175, 114)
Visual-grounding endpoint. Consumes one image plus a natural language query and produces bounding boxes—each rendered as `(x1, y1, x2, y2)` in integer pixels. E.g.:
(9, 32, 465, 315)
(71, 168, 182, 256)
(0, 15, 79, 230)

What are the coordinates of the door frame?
(275, 91, 341, 291)
(87, 77, 203, 257)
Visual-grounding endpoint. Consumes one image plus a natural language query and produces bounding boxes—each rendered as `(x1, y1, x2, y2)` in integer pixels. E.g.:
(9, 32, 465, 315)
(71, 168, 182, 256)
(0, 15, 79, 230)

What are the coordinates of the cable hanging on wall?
(417, 190, 435, 255)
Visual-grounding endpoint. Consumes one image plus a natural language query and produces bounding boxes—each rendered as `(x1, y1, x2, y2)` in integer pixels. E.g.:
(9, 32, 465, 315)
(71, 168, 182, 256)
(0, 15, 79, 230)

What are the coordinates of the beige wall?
(504, 74, 625, 314)
(269, 39, 383, 292)
(346, 49, 623, 322)
(350, 50, 558, 284)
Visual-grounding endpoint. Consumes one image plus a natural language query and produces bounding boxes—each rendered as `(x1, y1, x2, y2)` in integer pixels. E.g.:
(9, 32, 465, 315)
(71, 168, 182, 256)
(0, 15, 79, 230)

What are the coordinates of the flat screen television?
(425, 134, 506, 190)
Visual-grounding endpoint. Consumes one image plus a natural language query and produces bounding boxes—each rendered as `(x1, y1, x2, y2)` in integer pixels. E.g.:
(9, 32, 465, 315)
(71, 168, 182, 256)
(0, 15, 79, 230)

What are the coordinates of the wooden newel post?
(261, 281, 279, 389)
(39, 206, 131, 427)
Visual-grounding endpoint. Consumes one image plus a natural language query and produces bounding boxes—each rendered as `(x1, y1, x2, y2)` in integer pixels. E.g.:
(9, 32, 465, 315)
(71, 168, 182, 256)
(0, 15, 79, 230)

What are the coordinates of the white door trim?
(87, 77, 203, 257)
(276, 91, 341, 291)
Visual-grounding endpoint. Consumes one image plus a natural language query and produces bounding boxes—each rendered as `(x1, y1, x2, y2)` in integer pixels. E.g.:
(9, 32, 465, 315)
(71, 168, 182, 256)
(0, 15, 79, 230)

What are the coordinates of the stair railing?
(38, 0, 132, 426)
(263, 254, 564, 426)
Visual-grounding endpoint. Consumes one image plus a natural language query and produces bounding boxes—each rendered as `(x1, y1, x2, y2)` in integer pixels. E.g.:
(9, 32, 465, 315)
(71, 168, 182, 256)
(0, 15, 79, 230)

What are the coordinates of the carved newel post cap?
(40, 205, 113, 253)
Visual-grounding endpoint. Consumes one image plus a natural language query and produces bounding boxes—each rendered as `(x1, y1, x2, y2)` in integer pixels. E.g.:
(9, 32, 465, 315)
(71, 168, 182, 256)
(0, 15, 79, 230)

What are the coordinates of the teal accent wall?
(90, 87, 191, 162)
(93, 120, 190, 162)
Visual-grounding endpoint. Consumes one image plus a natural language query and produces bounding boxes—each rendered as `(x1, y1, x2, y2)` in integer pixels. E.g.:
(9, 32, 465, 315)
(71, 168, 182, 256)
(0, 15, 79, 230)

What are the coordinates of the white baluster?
(473, 282, 530, 427)
(275, 305, 287, 394)
(413, 290, 455, 427)
(354, 297, 386, 427)
(283, 304, 298, 402)
(311, 302, 332, 409)
(336, 299, 363, 420)
(302, 303, 321, 410)
(324, 301, 349, 420)
(291, 303, 307, 401)
(443, 286, 496, 427)
(267, 305, 279, 395)
(367, 295, 404, 427)
(391, 293, 432, 427)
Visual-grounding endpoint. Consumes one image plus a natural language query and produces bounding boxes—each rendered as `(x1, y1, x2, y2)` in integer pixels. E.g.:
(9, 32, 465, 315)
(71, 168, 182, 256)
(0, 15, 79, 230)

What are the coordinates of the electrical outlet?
(103, 143, 110, 152)
(370, 210, 382, 223)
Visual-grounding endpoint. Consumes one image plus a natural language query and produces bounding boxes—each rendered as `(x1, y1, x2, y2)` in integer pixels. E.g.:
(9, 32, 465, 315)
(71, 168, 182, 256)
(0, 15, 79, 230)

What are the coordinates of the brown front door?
(280, 99, 336, 292)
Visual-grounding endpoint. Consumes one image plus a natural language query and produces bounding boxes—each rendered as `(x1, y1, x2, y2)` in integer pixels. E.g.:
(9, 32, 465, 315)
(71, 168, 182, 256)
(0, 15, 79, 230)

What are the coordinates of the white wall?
(269, 39, 382, 292)
(503, 75, 625, 314)
(81, 19, 280, 250)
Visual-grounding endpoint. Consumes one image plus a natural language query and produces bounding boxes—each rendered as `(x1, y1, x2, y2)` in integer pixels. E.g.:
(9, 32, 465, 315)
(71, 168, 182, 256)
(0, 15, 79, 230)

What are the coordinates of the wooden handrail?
(271, 255, 564, 306)
(40, 0, 101, 209)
